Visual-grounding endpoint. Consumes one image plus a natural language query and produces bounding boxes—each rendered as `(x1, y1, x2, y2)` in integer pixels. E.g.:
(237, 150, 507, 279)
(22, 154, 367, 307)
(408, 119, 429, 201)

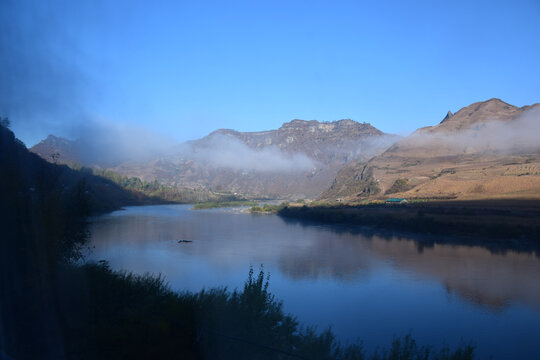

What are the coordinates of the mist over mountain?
(32, 119, 398, 199)
(322, 99, 540, 201)
(33, 98, 540, 202)
(31, 121, 177, 168)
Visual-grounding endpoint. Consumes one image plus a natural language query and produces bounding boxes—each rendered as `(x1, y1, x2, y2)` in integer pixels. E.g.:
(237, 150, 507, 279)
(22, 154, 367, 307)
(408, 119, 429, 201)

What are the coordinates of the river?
(88, 204, 540, 359)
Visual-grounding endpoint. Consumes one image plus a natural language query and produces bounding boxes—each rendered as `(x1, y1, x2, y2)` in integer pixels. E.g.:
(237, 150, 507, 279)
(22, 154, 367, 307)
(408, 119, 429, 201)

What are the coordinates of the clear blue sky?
(3, 0, 540, 146)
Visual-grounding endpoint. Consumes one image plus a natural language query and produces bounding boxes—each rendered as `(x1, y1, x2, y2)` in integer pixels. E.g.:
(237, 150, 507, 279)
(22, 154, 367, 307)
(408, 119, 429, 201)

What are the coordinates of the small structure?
(386, 198, 408, 204)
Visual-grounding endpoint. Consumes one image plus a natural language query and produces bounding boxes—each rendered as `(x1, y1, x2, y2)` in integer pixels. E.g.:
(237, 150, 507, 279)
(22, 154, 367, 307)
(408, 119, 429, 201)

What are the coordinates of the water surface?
(88, 204, 540, 359)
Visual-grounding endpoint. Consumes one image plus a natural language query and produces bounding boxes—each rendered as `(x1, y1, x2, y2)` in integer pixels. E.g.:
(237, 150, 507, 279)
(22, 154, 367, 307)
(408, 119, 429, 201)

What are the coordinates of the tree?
(0, 117, 10, 128)
(51, 152, 60, 164)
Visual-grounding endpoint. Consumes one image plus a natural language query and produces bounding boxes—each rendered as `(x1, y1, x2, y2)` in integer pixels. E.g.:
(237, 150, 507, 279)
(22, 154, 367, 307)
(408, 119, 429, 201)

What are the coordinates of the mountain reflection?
(89, 205, 540, 311)
(277, 220, 540, 311)
(366, 235, 540, 310)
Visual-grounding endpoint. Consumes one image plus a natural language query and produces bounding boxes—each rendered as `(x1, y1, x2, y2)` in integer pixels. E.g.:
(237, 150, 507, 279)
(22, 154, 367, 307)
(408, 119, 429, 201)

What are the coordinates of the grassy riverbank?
(278, 199, 540, 241)
(249, 202, 289, 213)
(60, 263, 475, 360)
(192, 200, 259, 209)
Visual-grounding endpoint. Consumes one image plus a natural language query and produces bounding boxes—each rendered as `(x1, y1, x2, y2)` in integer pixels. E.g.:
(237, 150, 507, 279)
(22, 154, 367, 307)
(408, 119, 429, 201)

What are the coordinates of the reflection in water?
(88, 205, 540, 359)
(369, 236, 540, 311)
(275, 231, 540, 311)
(276, 218, 540, 311)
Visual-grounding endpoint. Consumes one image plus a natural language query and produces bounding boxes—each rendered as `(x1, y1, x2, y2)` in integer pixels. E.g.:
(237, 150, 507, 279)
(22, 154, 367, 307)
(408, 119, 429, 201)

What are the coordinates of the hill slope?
(2, 128, 162, 214)
(321, 99, 540, 201)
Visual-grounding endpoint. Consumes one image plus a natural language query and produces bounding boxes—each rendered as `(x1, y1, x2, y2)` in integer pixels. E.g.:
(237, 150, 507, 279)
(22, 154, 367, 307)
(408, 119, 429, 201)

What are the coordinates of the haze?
(2, 0, 539, 148)
(408, 108, 540, 155)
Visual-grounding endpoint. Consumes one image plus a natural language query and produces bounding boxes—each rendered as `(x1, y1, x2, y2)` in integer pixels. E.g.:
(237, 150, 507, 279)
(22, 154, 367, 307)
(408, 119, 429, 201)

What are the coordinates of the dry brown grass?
(395, 175, 540, 200)
(357, 156, 540, 201)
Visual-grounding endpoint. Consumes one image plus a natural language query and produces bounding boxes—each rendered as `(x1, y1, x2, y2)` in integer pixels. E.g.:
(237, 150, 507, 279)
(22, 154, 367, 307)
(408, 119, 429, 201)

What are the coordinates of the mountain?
(30, 134, 140, 168)
(321, 99, 540, 201)
(32, 119, 398, 199)
(31, 134, 83, 164)
(204, 119, 385, 163)
(0, 123, 169, 216)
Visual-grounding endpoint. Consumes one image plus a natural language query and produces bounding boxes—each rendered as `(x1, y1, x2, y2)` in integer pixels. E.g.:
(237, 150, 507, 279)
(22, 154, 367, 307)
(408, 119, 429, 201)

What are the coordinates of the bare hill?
(31, 135, 82, 165)
(321, 99, 540, 201)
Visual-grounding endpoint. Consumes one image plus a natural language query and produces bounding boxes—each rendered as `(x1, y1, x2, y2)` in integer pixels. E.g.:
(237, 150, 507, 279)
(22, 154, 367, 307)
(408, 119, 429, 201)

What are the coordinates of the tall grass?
(67, 264, 475, 360)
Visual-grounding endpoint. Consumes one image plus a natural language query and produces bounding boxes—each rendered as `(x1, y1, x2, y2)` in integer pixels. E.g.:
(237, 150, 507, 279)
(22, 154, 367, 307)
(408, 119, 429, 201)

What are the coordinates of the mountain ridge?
(321, 98, 540, 201)
(31, 118, 397, 199)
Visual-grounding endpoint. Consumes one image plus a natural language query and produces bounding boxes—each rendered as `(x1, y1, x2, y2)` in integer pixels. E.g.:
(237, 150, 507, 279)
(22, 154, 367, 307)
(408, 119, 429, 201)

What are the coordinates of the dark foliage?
(57, 264, 474, 360)
(0, 116, 10, 128)
(0, 122, 161, 358)
(278, 203, 540, 241)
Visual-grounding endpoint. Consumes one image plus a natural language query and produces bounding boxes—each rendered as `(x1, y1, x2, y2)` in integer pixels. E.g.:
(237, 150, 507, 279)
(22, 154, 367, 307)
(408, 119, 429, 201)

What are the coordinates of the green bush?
(249, 202, 290, 213)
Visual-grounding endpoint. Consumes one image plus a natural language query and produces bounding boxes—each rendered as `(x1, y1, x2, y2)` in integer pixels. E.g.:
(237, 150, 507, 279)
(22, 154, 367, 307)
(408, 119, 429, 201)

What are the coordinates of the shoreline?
(277, 199, 540, 241)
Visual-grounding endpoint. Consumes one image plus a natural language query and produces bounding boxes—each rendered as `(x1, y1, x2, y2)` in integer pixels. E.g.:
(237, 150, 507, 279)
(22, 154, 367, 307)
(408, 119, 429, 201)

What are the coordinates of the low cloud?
(354, 134, 401, 157)
(69, 125, 397, 172)
(406, 108, 540, 154)
(313, 134, 400, 164)
(66, 120, 176, 167)
(184, 134, 317, 173)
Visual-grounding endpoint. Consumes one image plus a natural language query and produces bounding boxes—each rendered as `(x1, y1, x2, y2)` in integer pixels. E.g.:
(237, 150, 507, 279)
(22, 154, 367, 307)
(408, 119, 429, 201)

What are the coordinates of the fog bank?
(179, 134, 317, 173)
(408, 108, 540, 154)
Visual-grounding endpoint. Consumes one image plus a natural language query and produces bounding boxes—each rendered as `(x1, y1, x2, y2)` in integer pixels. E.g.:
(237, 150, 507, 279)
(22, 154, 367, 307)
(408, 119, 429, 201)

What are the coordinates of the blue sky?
(3, 0, 540, 145)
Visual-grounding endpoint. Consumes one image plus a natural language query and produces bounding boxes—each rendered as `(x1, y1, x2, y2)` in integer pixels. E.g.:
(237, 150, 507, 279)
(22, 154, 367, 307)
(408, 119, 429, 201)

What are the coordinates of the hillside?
(321, 99, 540, 201)
(31, 134, 83, 164)
(0, 123, 175, 214)
(32, 119, 398, 199)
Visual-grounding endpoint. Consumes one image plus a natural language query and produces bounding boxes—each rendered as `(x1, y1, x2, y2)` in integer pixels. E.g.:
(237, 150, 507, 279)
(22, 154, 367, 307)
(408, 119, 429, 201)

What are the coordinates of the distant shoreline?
(277, 199, 540, 241)
(191, 200, 259, 210)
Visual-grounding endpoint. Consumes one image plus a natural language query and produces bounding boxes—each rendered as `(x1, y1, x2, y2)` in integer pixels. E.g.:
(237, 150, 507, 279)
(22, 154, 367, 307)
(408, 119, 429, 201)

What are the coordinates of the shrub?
(385, 178, 413, 194)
